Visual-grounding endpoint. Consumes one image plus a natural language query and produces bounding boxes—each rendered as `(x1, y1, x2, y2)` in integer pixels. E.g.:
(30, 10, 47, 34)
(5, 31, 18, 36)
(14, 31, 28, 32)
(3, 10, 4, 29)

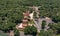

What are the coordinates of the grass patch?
(0, 33, 8, 36)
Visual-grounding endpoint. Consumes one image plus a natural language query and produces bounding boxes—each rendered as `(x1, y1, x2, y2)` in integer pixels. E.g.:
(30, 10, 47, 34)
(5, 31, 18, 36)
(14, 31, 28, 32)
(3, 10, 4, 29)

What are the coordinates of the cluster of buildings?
(16, 6, 40, 30)
(16, 6, 52, 31)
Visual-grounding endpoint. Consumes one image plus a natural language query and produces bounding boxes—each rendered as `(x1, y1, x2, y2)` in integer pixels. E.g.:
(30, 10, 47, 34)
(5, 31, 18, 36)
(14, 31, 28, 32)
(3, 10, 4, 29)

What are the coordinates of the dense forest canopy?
(0, 0, 60, 32)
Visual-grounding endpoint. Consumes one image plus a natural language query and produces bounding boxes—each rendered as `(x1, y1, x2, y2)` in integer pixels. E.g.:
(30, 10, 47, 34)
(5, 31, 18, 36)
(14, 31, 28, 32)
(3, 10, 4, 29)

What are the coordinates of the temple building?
(16, 10, 30, 30)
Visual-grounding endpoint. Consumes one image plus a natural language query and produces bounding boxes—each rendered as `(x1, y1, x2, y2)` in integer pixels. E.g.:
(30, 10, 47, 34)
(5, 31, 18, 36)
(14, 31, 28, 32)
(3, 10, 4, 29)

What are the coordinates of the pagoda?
(16, 10, 30, 30)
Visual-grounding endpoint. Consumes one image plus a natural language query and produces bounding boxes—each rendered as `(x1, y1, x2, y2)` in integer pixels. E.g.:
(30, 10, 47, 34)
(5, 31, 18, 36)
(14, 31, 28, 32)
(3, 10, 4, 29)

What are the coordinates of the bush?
(38, 29, 54, 36)
(42, 20, 46, 29)
(14, 29, 20, 36)
(48, 22, 60, 34)
(24, 25, 37, 35)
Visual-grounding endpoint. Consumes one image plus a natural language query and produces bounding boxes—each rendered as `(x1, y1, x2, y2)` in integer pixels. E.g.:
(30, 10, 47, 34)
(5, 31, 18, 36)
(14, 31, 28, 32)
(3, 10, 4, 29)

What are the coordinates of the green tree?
(24, 25, 37, 35)
(48, 22, 60, 34)
(42, 20, 46, 29)
(38, 29, 54, 36)
(14, 29, 20, 36)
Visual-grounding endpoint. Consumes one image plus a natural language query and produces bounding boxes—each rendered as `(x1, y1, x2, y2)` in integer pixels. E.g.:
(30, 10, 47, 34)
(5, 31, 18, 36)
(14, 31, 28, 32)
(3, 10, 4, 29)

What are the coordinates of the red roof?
(22, 24, 28, 27)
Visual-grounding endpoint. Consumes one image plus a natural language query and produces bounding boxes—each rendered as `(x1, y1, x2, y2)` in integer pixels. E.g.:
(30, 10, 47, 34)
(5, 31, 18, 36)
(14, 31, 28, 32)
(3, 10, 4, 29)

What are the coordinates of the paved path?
(33, 18, 44, 32)
(20, 31, 25, 36)
(33, 18, 53, 32)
